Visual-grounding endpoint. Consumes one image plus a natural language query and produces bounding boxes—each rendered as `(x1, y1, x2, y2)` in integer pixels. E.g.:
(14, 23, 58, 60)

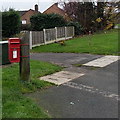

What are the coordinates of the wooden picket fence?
(29, 26, 74, 49)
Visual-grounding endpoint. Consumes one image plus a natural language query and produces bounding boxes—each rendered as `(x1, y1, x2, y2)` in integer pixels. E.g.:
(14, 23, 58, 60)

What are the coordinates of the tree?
(96, 2, 106, 30)
(104, 2, 120, 29)
(2, 9, 21, 37)
(62, 2, 97, 33)
(58, 0, 119, 32)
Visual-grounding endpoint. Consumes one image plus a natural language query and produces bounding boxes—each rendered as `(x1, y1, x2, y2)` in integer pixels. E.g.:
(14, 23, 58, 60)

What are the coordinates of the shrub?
(67, 21, 84, 35)
(2, 9, 21, 37)
(30, 13, 67, 31)
(21, 24, 31, 31)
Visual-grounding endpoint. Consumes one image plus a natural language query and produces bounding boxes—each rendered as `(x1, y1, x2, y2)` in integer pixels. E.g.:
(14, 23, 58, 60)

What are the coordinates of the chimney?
(54, 3, 58, 7)
(35, 4, 38, 12)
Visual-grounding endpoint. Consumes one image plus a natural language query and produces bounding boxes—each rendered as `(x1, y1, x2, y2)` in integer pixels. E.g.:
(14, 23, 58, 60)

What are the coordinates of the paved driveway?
(29, 53, 119, 118)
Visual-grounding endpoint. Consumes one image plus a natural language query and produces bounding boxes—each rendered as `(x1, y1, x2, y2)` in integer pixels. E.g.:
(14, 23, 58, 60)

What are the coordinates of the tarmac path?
(28, 53, 119, 118)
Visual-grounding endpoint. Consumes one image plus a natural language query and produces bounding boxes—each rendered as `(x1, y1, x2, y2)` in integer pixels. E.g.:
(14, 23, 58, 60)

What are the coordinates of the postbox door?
(8, 38, 20, 63)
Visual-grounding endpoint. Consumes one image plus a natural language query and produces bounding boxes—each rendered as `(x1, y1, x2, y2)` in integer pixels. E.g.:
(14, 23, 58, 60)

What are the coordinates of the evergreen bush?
(2, 9, 21, 37)
(67, 21, 84, 35)
(30, 13, 67, 31)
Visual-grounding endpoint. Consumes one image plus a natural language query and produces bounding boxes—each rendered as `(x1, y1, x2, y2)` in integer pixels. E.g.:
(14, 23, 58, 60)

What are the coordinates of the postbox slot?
(10, 42, 20, 44)
(11, 47, 20, 49)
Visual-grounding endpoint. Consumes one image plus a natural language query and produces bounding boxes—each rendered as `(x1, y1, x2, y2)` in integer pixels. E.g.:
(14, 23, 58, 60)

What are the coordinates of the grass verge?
(31, 29, 119, 55)
(2, 60, 62, 118)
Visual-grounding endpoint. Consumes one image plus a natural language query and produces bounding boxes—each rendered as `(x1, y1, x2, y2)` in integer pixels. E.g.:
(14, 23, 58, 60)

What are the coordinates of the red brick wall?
(21, 10, 38, 24)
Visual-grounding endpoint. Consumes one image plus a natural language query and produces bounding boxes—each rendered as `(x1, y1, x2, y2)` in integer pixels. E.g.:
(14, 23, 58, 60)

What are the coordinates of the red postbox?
(8, 38, 20, 63)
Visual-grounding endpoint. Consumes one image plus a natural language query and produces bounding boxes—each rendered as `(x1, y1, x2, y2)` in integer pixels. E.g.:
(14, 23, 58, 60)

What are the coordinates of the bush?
(30, 13, 67, 31)
(2, 9, 21, 37)
(67, 21, 84, 35)
(21, 24, 31, 31)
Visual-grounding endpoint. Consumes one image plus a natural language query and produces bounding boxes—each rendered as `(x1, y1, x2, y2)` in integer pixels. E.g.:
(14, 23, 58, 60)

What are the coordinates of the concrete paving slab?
(40, 71, 85, 85)
(83, 55, 119, 67)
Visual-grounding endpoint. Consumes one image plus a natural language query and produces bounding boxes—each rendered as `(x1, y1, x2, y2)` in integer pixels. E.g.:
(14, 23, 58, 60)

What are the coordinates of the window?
(22, 20, 27, 24)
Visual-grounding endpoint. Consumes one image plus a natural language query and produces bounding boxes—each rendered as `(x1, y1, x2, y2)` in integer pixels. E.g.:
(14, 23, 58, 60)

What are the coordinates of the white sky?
(0, 0, 59, 13)
(0, 0, 118, 12)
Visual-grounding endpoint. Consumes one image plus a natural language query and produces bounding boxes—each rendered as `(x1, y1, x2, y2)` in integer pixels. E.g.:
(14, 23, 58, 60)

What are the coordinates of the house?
(43, 3, 70, 21)
(18, 4, 40, 25)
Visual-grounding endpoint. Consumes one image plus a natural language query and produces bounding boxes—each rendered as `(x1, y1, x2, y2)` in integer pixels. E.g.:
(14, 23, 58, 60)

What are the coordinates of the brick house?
(43, 3, 70, 21)
(18, 4, 40, 25)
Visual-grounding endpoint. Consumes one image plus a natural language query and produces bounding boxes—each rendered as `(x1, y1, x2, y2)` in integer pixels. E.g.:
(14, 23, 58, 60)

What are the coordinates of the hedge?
(30, 13, 67, 31)
(67, 21, 84, 35)
(2, 9, 21, 37)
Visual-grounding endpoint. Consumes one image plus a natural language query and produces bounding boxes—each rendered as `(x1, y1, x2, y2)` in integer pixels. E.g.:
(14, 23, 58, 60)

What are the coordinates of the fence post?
(65, 27, 67, 40)
(72, 26, 75, 37)
(55, 27, 57, 41)
(43, 29, 46, 44)
(29, 31, 32, 49)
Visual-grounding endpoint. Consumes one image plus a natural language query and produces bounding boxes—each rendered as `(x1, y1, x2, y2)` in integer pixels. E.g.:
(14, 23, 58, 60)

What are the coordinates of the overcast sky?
(0, 0, 118, 12)
(0, 0, 58, 13)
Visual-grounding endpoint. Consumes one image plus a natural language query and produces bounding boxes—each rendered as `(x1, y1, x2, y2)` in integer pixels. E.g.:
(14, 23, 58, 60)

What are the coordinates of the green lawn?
(31, 30, 119, 55)
(2, 60, 62, 118)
